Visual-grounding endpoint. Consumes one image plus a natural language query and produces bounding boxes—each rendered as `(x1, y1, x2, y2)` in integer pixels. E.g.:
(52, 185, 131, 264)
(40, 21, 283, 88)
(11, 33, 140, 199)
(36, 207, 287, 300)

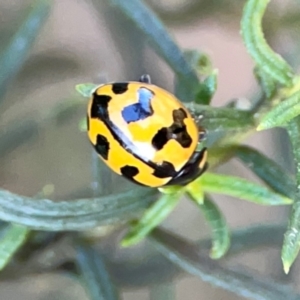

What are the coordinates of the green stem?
(0, 0, 51, 101)
(241, 0, 293, 86)
(109, 0, 199, 93)
(75, 242, 119, 300)
(189, 195, 230, 259)
(0, 187, 157, 231)
(150, 228, 300, 300)
(122, 192, 181, 246)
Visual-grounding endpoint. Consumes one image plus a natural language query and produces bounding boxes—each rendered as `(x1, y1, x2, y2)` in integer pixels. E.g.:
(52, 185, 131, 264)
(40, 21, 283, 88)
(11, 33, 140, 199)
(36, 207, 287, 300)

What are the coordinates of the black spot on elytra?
(152, 128, 168, 150)
(173, 108, 187, 121)
(112, 82, 129, 94)
(120, 165, 146, 186)
(152, 161, 176, 178)
(90, 94, 111, 119)
(122, 87, 154, 123)
(94, 134, 110, 160)
(152, 108, 192, 150)
(121, 165, 139, 178)
(170, 123, 192, 148)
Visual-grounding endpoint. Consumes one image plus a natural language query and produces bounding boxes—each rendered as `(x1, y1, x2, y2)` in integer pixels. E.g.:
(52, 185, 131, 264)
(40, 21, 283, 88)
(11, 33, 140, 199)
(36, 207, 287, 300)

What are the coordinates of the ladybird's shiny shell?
(87, 82, 199, 187)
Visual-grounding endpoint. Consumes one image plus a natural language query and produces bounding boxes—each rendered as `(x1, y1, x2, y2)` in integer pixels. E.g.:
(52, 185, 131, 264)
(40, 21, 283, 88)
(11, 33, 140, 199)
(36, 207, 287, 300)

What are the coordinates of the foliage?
(1, 0, 300, 299)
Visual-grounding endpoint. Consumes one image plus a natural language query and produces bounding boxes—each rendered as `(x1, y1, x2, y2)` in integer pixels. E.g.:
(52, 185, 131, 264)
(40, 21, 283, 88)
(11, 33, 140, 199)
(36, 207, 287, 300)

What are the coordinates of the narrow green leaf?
(210, 224, 286, 256)
(186, 104, 255, 132)
(150, 228, 299, 300)
(281, 117, 300, 274)
(0, 187, 158, 231)
(158, 185, 183, 195)
(122, 192, 182, 246)
(0, 0, 51, 100)
(0, 224, 29, 270)
(254, 67, 277, 99)
(76, 242, 119, 300)
(233, 145, 295, 198)
(241, 0, 293, 86)
(196, 224, 287, 258)
(183, 50, 213, 76)
(199, 173, 292, 205)
(189, 195, 230, 259)
(185, 180, 204, 205)
(109, 0, 199, 100)
(282, 209, 300, 274)
(76, 83, 98, 98)
(203, 147, 236, 170)
(257, 91, 300, 131)
(175, 50, 214, 103)
(195, 70, 218, 105)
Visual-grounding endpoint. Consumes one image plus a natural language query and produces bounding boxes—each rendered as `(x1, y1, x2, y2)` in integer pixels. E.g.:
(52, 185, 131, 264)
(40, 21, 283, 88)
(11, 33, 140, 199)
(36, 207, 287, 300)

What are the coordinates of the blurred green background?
(1, 0, 300, 299)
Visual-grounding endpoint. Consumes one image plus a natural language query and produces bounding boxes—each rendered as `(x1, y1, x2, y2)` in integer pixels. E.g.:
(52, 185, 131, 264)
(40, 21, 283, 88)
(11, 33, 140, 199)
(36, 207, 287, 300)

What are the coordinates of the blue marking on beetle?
(122, 87, 154, 123)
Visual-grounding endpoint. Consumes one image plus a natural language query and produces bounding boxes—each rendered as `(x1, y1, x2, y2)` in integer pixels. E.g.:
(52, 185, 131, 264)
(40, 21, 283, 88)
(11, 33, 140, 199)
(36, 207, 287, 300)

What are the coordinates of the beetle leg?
(198, 128, 207, 142)
(190, 113, 207, 143)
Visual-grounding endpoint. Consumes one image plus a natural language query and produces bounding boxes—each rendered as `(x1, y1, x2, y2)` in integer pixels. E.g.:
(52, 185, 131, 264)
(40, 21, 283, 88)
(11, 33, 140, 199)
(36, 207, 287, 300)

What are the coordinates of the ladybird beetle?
(87, 74, 208, 187)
